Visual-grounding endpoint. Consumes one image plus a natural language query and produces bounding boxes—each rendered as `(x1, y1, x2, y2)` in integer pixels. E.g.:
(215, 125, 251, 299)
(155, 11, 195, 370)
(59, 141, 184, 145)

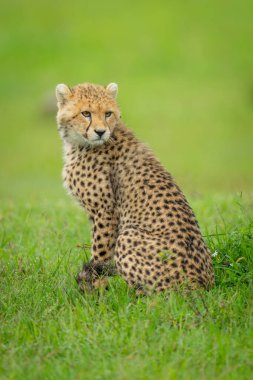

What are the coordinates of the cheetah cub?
(56, 82, 214, 293)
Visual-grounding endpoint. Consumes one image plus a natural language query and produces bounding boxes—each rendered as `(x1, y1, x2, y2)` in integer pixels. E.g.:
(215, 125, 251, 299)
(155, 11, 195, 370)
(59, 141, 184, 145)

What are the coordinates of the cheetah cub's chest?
(63, 145, 113, 215)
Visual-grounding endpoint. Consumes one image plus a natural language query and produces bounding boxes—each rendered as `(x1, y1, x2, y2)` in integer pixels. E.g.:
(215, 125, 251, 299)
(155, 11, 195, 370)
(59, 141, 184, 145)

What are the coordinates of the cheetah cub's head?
(56, 82, 120, 147)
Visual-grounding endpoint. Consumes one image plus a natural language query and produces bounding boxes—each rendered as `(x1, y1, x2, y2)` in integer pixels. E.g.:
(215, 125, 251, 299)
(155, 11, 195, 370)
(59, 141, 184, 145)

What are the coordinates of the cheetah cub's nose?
(95, 129, 106, 138)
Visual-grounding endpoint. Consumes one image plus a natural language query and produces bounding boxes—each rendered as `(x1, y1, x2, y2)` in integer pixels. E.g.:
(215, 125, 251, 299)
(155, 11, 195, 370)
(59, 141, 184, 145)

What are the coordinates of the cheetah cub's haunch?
(56, 82, 214, 293)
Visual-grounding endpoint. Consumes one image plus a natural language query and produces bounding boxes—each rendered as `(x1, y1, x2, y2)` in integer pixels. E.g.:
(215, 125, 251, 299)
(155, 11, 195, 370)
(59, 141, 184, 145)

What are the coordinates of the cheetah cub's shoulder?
(56, 82, 214, 293)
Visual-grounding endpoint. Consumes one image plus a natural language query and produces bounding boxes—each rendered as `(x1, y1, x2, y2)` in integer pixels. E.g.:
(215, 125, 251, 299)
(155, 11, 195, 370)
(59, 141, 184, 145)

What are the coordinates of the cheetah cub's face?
(56, 82, 120, 147)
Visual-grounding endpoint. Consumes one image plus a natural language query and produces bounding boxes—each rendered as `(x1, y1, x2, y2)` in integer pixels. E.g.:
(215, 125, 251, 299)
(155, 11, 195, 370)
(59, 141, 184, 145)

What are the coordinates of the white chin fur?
(88, 139, 107, 147)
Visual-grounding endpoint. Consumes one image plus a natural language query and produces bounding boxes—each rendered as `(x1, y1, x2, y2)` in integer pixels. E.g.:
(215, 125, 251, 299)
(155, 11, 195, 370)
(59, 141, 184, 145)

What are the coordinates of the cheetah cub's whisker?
(56, 82, 214, 293)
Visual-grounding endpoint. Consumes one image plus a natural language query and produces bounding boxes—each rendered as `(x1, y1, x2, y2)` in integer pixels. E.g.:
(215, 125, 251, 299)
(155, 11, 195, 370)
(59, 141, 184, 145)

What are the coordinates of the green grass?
(1, 0, 253, 378)
(1, 194, 253, 380)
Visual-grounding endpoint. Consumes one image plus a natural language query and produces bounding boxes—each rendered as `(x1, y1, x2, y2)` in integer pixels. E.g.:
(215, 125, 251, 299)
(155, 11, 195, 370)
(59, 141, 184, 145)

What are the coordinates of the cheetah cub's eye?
(81, 111, 91, 118)
(105, 111, 112, 118)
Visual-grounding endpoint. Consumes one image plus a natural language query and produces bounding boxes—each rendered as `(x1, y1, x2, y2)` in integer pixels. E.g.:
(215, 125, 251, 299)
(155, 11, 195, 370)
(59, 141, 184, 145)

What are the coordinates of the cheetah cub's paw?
(76, 261, 117, 292)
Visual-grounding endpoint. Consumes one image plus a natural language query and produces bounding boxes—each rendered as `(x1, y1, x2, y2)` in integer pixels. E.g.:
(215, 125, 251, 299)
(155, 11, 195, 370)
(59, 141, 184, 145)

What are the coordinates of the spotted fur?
(56, 82, 215, 293)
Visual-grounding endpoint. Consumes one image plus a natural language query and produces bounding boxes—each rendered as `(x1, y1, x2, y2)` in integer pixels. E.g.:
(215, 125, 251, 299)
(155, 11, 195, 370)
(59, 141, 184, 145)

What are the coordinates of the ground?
(0, 193, 253, 380)
(1, 0, 253, 379)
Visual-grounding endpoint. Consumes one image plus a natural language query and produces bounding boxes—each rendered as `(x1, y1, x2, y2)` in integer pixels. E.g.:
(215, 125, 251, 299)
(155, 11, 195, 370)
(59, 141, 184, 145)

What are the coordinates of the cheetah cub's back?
(56, 82, 215, 293)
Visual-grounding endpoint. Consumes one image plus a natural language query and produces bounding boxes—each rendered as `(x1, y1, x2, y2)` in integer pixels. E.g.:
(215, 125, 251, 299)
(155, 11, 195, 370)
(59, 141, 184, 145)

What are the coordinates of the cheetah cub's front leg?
(76, 214, 118, 292)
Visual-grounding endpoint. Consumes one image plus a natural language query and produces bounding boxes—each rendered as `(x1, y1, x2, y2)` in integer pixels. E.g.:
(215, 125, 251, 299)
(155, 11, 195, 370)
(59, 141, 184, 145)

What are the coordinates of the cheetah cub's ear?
(106, 83, 118, 99)
(56, 84, 72, 106)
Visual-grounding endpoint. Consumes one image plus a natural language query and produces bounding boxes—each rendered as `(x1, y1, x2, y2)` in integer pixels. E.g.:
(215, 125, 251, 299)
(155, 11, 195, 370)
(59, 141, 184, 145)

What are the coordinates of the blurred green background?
(1, 0, 253, 199)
